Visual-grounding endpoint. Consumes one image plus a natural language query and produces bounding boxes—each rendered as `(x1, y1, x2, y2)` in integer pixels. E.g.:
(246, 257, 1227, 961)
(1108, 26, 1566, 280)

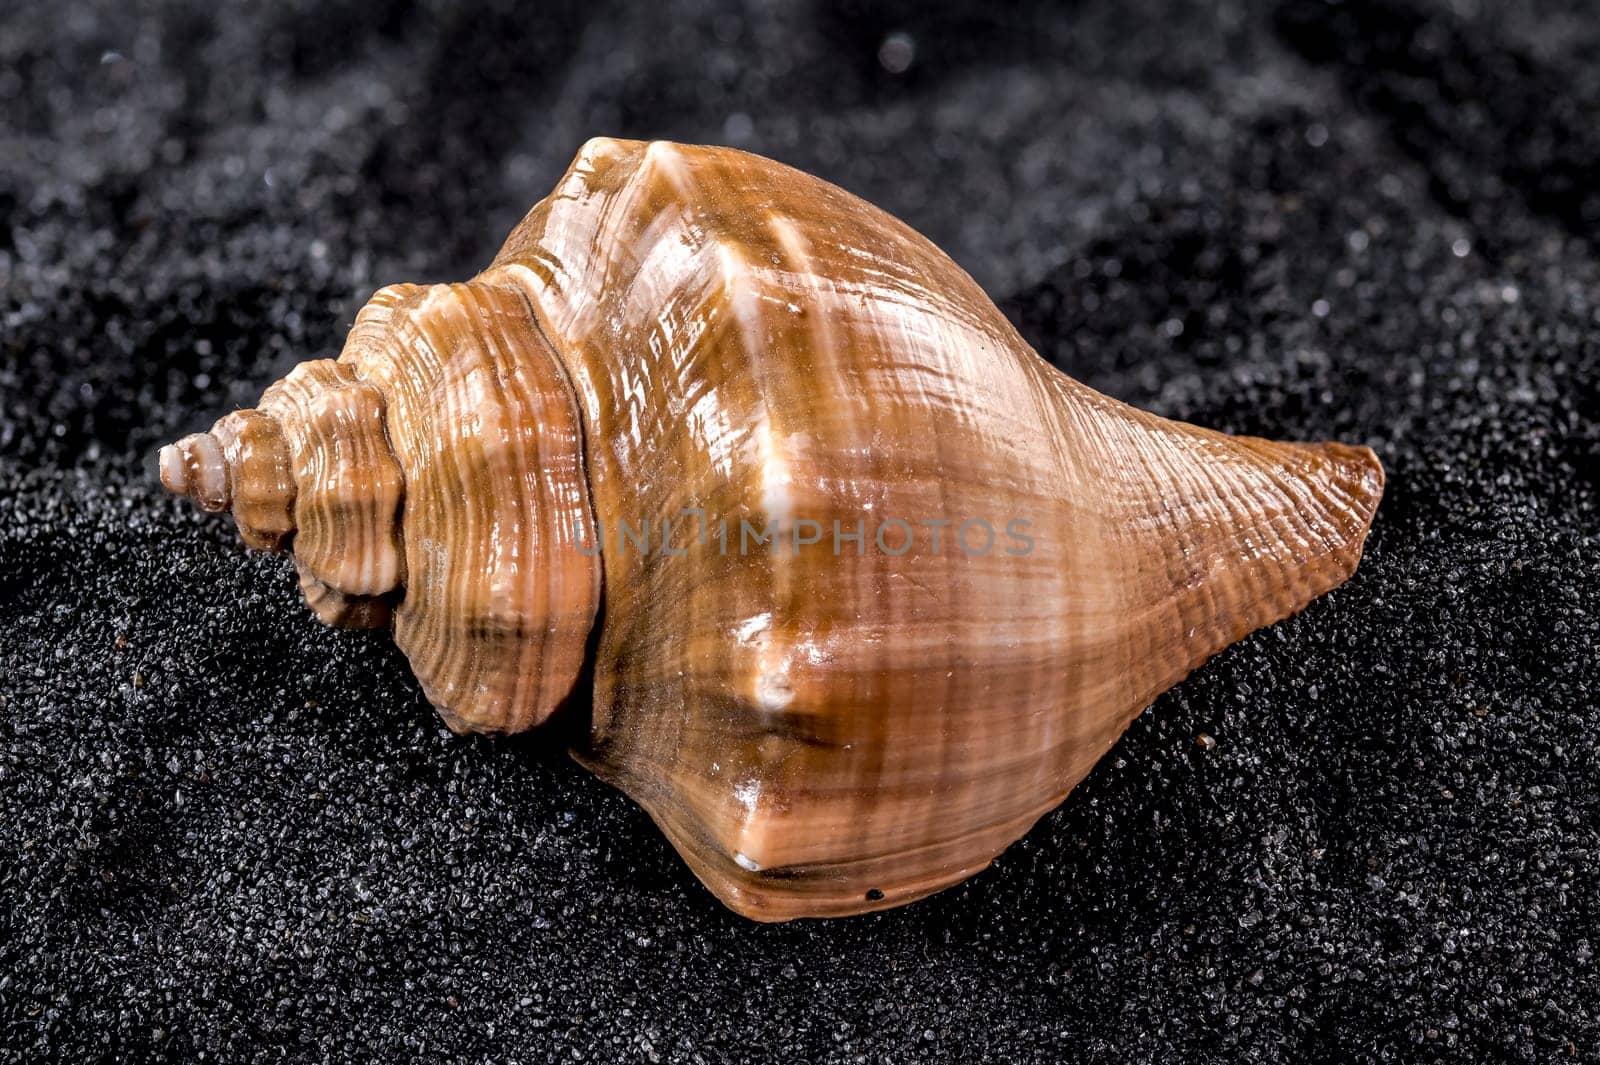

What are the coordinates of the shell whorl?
(159, 409, 295, 549)
(158, 430, 232, 512)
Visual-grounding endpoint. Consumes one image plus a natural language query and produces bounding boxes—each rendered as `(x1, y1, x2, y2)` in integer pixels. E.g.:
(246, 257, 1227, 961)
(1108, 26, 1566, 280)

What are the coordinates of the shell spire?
(158, 284, 603, 732)
(158, 361, 407, 627)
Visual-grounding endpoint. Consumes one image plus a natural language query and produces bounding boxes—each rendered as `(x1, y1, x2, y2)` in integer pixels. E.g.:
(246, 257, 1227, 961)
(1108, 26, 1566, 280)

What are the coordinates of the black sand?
(2, 1, 1596, 1061)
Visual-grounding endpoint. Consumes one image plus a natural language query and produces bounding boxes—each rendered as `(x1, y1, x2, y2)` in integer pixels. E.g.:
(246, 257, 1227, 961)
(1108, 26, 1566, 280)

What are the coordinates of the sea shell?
(159, 138, 1384, 920)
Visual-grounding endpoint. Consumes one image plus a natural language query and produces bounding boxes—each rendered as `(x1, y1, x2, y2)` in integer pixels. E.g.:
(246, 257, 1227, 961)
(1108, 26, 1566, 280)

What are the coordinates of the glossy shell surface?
(160, 138, 1384, 920)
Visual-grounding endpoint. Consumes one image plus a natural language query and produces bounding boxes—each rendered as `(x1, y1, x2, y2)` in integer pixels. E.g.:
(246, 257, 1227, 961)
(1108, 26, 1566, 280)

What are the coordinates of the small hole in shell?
(865, 888, 884, 901)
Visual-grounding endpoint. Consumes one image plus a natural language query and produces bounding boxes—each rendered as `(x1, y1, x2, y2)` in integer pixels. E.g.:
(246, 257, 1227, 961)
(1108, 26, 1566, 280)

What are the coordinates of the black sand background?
(2, 0, 1596, 1061)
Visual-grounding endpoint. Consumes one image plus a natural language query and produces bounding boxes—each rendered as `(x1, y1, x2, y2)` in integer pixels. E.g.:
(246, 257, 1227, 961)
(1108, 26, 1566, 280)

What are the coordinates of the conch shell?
(159, 138, 1383, 920)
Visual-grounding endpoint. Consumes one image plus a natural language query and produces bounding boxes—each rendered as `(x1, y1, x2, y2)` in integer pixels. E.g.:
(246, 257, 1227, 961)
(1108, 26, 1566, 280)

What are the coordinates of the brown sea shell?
(159, 138, 1384, 920)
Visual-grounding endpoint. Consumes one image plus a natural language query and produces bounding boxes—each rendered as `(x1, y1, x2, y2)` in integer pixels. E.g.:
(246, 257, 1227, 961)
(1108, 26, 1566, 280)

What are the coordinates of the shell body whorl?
(161, 138, 1383, 921)
(477, 138, 1383, 918)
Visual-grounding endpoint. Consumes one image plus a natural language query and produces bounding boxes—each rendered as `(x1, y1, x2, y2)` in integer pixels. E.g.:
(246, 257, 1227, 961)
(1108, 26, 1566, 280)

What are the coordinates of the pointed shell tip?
(157, 442, 185, 496)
